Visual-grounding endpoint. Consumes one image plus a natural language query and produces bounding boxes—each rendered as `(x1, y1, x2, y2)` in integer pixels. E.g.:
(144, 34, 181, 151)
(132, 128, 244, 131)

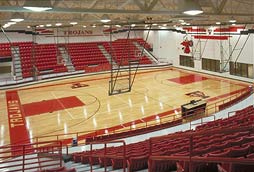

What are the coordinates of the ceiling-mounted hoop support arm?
(130, 23, 152, 88)
(221, 24, 249, 72)
(31, 26, 39, 80)
(109, 21, 133, 95)
(54, 26, 72, 64)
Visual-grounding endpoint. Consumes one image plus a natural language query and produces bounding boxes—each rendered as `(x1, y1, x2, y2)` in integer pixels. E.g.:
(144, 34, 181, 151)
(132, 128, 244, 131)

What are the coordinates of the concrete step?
(16, 76, 23, 80)
(15, 68, 22, 72)
(16, 73, 22, 77)
(97, 45, 116, 65)
(14, 61, 21, 65)
(15, 64, 21, 68)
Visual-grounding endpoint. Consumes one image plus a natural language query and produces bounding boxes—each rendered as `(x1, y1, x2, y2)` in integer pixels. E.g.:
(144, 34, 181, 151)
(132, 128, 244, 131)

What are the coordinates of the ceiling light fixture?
(229, 18, 236, 23)
(55, 23, 62, 26)
(7, 21, 16, 25)
(100, 14, 111, 23)
(46, 24, 52, 27)
(70, 22, 78, 25)
(182, 0, 203, 15)
(10, 12, 24, 22)
(115, 24, 121, 28)
(23, 0, 52, 12)
(216, 22, 221, 25)
(3, 24, 10, 28)
(83, 25, 87, 28)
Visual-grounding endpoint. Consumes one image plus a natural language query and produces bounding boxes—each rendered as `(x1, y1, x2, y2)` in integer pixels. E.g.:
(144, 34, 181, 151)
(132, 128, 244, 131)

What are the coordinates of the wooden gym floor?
(0, 66, 250, 146)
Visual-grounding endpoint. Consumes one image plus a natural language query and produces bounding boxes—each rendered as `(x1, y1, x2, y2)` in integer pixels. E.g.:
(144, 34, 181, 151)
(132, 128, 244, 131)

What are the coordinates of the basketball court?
(0, 66, 250, 146)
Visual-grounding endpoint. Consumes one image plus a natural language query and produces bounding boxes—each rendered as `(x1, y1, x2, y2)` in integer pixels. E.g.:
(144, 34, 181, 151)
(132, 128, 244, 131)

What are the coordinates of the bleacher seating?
(67, 42, 110, 72)
(0, 43, 11, 57)
(71, 105, 254, 172)
(0, 39, 153, 78)
(18, 43, 67, 78)
(102, 38, 152, 65)
(37, 166, 76, 172)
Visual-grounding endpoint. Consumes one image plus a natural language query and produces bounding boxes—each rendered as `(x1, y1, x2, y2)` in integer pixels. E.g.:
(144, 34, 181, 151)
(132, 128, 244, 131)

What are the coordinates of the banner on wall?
(10, 27, 117, 37)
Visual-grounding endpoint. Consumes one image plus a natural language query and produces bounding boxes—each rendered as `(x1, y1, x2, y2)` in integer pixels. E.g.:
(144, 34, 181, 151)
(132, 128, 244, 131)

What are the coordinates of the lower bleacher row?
(37, 166, 76, 172)
(71, 105, 254, 172)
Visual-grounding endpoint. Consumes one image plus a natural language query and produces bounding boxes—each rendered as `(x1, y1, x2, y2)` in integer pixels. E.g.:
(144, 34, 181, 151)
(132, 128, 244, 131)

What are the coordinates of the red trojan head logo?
(181, 39, 193, 54)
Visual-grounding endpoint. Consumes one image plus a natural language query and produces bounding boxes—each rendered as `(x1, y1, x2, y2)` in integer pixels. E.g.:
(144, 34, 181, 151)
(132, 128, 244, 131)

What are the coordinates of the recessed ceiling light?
(100, 14, 111, 23)
(23, 0, 52, 12)
(46, 24, 52, 27)
(229, 19, 236, 23)
(131, 24, 136, 27)
(182, 0, 203, 15)
(186, 23, 191, 25)
(10, 18, 23, 22)
(55, 23, 62, 26)
(39, 24, 44, 27)
(231, 23, 236, 26)
(216, 22, 221, 25)
(7, 22, 16, 25)
(104, 25, 110, 28)
(27, 26, 31, 28)
(23, 7, 52, 12)
(70, 22, 78, 25)
(92, 25, 96, 28)
(184, 10, 203, 15)
(115, 25, 121, 28)
(3, 24, 10, 28)
(152, 23, 158, 26)
(83, 25, 87, 28)
(163, 24, 167, 27)
(10, 12, 24, 22)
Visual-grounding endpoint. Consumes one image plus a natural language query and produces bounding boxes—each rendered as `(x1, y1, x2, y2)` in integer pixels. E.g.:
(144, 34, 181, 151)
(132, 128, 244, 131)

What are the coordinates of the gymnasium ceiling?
(0, 0, 254, 29)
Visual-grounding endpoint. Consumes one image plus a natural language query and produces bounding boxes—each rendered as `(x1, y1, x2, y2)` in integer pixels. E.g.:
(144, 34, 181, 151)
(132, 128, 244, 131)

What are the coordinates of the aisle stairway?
(132, 41, 158, 64)
(11, 46, 23, 80)
(58, 46, 75, 72)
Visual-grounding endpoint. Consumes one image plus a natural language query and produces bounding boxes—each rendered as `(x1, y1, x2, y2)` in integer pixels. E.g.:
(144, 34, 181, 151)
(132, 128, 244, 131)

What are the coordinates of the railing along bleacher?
(0, 141, 63, 172)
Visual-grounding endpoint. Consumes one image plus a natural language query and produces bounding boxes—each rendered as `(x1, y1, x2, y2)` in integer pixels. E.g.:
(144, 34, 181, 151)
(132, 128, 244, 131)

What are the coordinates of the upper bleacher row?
(0, 38, 153, 78)
(71, 105, 254, 172)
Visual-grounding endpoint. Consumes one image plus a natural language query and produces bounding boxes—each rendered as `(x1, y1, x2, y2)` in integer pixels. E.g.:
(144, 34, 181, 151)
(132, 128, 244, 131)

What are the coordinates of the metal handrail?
(0, 140, 63, 172)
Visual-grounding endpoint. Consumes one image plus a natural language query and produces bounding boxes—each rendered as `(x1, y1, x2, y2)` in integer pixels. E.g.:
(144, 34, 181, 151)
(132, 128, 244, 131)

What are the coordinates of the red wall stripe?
(194, 35, 229, 40)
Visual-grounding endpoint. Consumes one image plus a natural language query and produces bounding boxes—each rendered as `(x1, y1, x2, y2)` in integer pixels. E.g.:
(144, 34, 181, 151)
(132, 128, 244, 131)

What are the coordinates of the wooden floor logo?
(186, 91, 209, 99)
(71, 82, 89, 89)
